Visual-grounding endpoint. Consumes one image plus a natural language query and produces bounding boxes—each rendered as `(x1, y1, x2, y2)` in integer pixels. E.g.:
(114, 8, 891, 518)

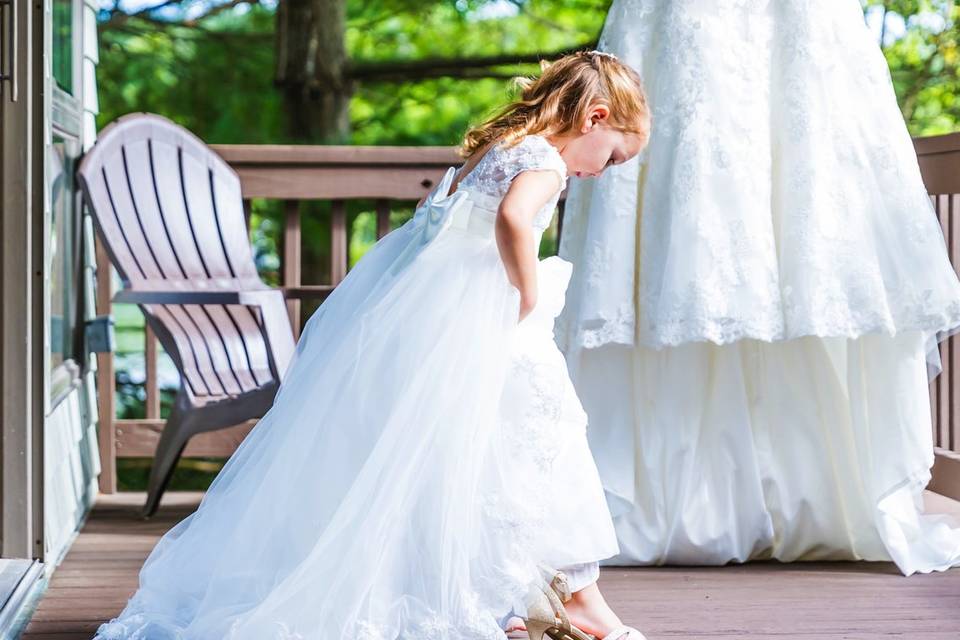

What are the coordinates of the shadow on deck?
(20, 491, 960, 639)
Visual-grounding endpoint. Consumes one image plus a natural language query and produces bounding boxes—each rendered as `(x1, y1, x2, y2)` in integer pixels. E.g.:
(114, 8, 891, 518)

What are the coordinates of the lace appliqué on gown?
(457, 134, 569, 232)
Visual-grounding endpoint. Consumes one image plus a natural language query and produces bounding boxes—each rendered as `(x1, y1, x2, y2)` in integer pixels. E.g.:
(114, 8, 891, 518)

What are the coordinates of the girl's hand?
(518, 291, 538, 323)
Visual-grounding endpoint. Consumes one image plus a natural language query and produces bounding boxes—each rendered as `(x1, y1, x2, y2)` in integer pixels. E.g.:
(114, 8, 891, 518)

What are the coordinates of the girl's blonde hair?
(460, 50, 651, 158)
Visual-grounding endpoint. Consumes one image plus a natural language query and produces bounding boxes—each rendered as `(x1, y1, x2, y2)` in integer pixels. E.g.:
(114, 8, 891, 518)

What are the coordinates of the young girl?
(94, 51, 651, 640)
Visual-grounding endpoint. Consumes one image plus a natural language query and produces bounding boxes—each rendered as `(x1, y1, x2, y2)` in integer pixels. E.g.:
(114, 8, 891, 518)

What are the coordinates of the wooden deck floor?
(20, 491, 960, 639)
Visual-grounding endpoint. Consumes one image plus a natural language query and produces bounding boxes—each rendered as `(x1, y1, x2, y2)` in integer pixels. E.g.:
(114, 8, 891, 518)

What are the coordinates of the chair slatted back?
(78, 113, 283, 399)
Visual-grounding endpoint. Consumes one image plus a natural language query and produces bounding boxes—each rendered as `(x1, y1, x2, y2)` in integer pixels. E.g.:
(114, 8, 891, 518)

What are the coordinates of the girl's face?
(550, 104, 647, 178)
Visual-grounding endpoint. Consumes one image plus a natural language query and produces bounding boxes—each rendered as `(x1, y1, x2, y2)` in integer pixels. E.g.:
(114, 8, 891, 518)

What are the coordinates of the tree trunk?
(275, 0, 351, 143)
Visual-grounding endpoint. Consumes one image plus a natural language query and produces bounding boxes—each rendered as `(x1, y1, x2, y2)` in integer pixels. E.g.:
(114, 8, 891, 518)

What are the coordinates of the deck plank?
(20, 490, 960, 639)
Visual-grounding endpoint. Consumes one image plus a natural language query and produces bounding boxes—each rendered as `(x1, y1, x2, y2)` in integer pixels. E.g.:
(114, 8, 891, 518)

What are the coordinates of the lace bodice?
(456, 134, 569, 231)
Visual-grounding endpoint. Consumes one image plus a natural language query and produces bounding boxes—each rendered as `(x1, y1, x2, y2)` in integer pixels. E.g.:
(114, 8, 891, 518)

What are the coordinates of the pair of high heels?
(515, 563, 648, 640)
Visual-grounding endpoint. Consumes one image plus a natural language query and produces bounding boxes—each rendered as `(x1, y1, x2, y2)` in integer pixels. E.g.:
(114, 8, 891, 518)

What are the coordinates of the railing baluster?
(556, 198, 566, 246)
(951, 195, 960, 452)
(375, 199, 391, 240)
(941, 342, 951, 448)
(243, 198, 252, 233)
(283, 199, 302, 338)
(931, 375, 939, 448)
(331, 199, 347, 283)
(145, 325, 160, 420)
(939, 195, 951, 449)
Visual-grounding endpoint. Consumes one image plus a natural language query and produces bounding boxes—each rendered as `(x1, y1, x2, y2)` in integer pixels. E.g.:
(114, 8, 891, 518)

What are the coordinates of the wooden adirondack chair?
(77, 112, 296, 518)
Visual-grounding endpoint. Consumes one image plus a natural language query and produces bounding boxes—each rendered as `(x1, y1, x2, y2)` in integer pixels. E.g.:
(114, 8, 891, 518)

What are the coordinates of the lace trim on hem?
(559, 307, 960, 351)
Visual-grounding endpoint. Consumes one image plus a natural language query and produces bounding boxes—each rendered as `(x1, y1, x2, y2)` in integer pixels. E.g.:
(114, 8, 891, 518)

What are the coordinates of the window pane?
(53, 0, 73, 94)
(50, 134, 81, 381)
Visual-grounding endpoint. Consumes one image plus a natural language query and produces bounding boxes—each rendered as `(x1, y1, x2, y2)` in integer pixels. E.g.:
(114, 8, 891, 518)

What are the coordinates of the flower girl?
(94, 50, 651, 640)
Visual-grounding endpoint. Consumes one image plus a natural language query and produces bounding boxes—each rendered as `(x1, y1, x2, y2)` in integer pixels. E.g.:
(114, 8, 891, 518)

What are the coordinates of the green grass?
(113, 303, 146, 354)
(117, 457, 228, 491)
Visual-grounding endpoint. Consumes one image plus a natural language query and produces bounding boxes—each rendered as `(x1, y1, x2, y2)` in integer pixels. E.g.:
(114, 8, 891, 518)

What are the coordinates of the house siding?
(42, 0, 101, 571)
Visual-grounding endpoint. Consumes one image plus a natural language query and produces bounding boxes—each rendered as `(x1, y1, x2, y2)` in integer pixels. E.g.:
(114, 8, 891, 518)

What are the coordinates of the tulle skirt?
(94, 199, 618, 640)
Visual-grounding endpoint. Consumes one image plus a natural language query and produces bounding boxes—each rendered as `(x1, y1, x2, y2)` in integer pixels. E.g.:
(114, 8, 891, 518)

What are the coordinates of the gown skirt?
(556, 0, 960, 576)
(94, 171, 619, 640)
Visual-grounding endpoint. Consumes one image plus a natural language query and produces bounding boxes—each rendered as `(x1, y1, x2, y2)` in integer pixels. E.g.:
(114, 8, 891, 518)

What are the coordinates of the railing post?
(95, 236, 117, 494)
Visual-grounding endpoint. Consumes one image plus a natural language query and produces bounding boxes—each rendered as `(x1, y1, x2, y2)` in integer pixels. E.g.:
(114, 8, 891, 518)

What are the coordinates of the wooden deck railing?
(214, 145, 472, 337)
(94, 145, 513, 491)
(916, 133, 960, 500)
(96, 139, 960, 500)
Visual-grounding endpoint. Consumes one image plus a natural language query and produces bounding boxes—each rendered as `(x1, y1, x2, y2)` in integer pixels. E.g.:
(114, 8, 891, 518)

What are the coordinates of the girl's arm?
(495, 170, 564, 322)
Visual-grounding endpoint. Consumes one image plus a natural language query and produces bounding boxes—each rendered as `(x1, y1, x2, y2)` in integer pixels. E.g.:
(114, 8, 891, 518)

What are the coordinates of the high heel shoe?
(522, 583, 593, 640)
(506, 564, 572, 638)
(520, 564, 651, 640)
(520, 564, 594, 640)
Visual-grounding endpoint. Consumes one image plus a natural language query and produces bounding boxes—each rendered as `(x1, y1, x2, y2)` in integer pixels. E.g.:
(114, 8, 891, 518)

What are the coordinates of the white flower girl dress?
(94, 133, 619, 640)
(556, 0, 960, 576)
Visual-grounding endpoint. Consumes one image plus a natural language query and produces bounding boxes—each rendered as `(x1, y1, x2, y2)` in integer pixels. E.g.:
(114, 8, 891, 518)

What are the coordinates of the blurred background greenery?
(99, 0, 960, 489)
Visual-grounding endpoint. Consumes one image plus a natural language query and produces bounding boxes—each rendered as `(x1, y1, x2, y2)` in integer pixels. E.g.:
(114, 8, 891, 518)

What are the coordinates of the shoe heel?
(525, 618, 557, 640)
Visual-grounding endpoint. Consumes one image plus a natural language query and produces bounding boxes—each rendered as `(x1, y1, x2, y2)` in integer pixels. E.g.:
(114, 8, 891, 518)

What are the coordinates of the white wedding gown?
(556, 0, 960, 576)
(95, 134, 619, 639)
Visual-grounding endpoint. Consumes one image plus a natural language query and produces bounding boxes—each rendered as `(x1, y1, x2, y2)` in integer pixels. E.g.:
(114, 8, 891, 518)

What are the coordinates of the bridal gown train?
(556, 0, 960, 575)
(94, 134, 619, 640)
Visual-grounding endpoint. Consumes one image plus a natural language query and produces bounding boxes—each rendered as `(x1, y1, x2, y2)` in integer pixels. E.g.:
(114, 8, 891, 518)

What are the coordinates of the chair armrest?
(114, 289, 243, 305)
(113, 286, 296, 382)
(113, 288, 276, 306)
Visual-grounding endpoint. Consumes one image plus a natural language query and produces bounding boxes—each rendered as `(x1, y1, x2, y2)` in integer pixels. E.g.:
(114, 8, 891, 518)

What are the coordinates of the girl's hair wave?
(460, 50, 651, 158)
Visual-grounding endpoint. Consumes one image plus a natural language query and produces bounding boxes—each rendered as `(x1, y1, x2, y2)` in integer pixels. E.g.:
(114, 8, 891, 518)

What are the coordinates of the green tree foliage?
(98, 0, 610, 144)
(97, 3, 283, 142)
(98, 1, 960, 140)
(865, 0, 960, 134)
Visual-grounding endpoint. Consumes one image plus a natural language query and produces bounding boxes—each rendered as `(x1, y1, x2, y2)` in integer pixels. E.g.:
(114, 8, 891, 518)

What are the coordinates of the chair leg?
(140, 396, 195, 519)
